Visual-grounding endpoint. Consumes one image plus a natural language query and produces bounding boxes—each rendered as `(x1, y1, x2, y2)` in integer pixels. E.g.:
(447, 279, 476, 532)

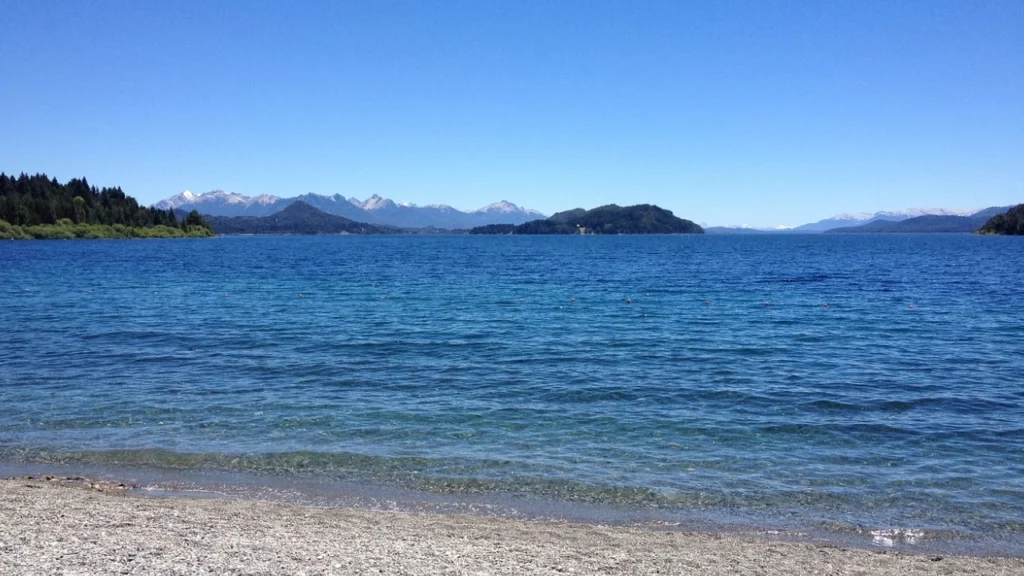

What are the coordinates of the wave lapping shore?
(2, 478, 1022, 575)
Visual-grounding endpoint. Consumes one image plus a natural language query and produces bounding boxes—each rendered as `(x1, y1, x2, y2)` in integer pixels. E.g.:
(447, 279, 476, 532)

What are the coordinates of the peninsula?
(470, 204, 704, 235)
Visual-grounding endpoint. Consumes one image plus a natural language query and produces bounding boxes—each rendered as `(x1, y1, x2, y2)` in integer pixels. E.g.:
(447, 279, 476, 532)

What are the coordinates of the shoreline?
(2, 460, 1022, 558)
(2, 477, 1022, 575)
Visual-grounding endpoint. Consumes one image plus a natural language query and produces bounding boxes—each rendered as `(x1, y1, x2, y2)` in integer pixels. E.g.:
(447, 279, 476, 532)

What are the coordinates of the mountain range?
(825, 206, 1010, 234)
(791, 208, 977, 232)
(155, 190, 545, 229)
(158, 191, 1018, 233)
(200, 201, 387, 235)
(707, 207, 1007, 234)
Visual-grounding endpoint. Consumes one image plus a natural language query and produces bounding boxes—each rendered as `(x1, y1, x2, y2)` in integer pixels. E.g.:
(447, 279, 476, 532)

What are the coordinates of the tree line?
(0, 172, 212, 235)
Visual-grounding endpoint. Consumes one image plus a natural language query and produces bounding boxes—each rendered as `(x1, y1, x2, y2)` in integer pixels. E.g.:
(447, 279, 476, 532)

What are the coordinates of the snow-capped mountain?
(153, 191, 546, 229)
(154, 190, 286, 217)
(792, 208, 975, 232)
(707, 207, 984, 233)
(337, 196, 545, 228)
(155, 190, 201, 208)
(358, 194, 396, 211)
(476, 200, 545, 217)
(875, 208, 974, 218)
(291, 194, 368, 222)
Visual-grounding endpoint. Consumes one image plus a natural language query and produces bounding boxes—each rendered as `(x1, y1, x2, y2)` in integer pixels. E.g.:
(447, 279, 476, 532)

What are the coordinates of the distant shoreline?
(0, 220, 214, 240)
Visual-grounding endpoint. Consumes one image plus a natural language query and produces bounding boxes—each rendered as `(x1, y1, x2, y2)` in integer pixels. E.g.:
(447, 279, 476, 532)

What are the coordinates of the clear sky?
(1, 0, 1021, 226)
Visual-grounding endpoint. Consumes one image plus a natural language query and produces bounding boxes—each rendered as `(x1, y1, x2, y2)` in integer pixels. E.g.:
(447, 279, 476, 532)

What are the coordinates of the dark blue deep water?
(2, 235, 1023, 553)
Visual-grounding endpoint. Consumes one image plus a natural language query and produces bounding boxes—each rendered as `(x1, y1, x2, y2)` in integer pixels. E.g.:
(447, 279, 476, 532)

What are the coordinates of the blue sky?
(1, 0, 1021, 226)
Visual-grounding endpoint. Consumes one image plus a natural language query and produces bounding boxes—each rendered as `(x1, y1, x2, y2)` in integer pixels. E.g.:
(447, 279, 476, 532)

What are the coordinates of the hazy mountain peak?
(831, 212, 875, 222)
(780, 206, 985, 232)
(205, 190, 244, 204)
(829, 208, 972, 221)
(359, 194, 396, 210)
(249, 194, 280, 206)
(153, 189, 198, 209)
(478, 200, 519, 213)
(476, 200, 544, 215)
(880, 207, 973, 218)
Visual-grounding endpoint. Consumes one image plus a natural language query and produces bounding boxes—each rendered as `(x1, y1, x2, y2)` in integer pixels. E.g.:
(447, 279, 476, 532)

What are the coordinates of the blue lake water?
(1, 234, 1023, 554)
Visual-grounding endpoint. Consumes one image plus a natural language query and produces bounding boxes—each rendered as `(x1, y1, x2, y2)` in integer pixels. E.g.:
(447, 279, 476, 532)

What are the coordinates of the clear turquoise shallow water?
(1, 235, 1023, 553)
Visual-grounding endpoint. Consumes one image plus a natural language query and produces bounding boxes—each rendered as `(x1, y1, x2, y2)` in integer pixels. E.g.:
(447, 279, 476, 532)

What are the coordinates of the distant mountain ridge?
(201, 201, 385, 235)
(792, 208, 975, 232)
(825, 206, 1011, 234)
(708, 207, 989, 233)
(157, 190, 284, 217)
(155, 190, 545, 229)
(704, 226, 774, 235)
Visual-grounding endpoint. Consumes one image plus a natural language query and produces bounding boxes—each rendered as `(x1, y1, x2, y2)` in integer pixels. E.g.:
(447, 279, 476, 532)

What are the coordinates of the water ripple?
(1, 234, 1023, 553)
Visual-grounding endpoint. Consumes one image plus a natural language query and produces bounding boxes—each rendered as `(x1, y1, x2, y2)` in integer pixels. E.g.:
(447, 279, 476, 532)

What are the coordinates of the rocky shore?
(1, 477, 1022, 575)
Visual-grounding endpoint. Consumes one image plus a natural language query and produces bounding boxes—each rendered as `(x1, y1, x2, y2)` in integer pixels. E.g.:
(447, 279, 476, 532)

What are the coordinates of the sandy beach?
(0, 477, 1021, 575)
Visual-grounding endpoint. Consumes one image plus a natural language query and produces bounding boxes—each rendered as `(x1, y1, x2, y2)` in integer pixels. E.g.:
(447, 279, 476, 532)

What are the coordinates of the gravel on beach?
(1, 477, 1022, 575)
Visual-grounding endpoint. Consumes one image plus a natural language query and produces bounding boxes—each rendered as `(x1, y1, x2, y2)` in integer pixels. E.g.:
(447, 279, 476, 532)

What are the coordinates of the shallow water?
(1, 234, 1023, 554)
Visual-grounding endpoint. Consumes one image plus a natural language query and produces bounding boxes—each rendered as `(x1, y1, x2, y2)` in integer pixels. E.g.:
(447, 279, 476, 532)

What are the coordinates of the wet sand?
(1, 477, 1022, 575)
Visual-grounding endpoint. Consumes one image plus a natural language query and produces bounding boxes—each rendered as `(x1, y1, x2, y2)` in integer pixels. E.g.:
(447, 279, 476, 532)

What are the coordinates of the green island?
(0, 173, 213, 240)
(470, 204, 703, 235)
(977, 204, 1024, 235)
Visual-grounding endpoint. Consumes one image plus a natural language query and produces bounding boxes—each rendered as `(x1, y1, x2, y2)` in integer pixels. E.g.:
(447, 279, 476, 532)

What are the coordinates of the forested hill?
(0, 173, 213, 239)
(978, 204, 1024, 235)
(470, 204, 704, 235)
(202, 201, 386, 235)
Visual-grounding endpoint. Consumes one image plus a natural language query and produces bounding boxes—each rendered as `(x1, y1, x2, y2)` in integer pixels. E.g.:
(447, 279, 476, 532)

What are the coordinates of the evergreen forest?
(978, 204, 1024, 235)
(0, 173, 213, 239)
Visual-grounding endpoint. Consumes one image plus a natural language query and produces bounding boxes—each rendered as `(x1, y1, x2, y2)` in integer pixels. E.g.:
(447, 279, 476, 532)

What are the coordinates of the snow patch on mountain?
(154, 189, 281, 210)
(153, 191, 547, 228)
(831, 208, 973, 221)
(153, 190, 198, 209)
(476, 200, 545, 216)
(792, 207, 978, 232)
(358, 195, 396, 211)
(830, 212, 876, 222)
(249, 194, 280, 206)
(877, 207, 974, 218)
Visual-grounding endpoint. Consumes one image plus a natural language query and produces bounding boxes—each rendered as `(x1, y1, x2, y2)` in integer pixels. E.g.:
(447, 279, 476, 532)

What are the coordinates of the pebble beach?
(2, 477, 1022, 575)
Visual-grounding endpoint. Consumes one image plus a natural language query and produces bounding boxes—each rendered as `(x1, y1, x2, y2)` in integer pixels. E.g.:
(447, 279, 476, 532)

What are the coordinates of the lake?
(1, 234, 1022, 554)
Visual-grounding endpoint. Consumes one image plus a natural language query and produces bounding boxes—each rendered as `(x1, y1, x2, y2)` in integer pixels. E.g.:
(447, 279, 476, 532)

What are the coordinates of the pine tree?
(0, 173, 213, 234)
